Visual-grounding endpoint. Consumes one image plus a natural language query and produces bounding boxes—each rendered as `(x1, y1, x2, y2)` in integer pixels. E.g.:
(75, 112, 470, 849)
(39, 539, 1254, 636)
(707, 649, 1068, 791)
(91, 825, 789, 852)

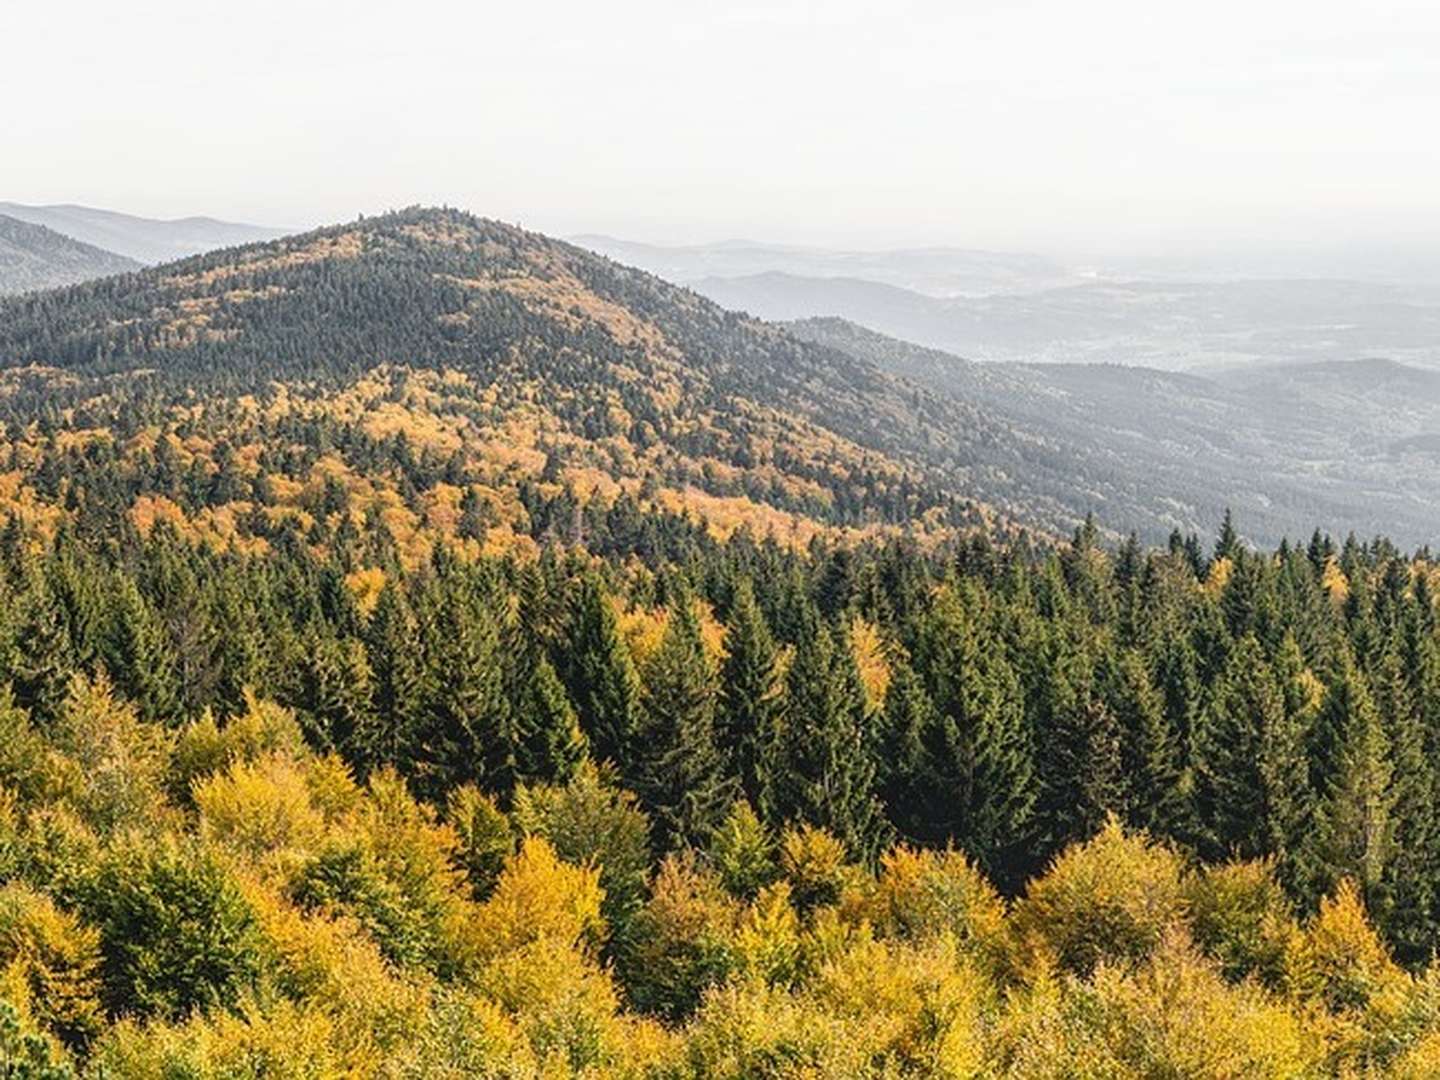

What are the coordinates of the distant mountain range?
(700, 274, 1440, 372)
(791, 317, 1440, 546)
(0, 202, 286, 265)
(0, 213, 140, 294)
(571, 235, 1084, 297)
(574, 234, 1440, 373)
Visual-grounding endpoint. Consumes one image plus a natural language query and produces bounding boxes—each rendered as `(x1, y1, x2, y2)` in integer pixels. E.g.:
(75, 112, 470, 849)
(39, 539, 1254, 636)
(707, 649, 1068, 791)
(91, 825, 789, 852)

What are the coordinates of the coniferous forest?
(1, 209, 1440, 1075)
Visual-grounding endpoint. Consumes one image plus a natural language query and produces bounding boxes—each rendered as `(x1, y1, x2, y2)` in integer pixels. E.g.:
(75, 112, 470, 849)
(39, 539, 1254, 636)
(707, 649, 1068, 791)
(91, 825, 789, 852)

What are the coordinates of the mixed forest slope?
(0, 206, 1115, 553)
(790, 316, 1440, 547)
(0, 214, 139, 295)
(4, 209, 1440, 1075)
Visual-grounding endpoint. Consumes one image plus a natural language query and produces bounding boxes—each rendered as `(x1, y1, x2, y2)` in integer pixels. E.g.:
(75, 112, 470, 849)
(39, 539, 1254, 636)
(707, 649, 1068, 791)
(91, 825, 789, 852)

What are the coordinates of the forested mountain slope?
(0, 214, 139, 295)
(790, 316, 1440, 548)
(6, 209, 1440, 1076)
(0, 206, 1132, 551)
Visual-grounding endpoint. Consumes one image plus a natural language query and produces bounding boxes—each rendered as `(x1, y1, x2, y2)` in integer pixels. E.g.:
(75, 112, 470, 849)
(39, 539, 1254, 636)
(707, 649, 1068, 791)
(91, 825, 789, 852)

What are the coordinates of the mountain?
(790, 316, 1440, 547)
(697, 272, 1440, 372)
(4, 208, 1432, 551)
(0, 202, 287, 264)
(570, 235, 1081, 297)
(0, 212, 140, 294)
(0, 206, 1119, 558)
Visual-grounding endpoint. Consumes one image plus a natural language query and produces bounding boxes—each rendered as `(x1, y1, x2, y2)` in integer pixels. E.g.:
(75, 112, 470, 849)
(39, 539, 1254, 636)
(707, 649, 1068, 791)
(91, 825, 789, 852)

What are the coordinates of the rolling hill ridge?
(0, 212, 140, 295)
(0, 207, 1099, 560)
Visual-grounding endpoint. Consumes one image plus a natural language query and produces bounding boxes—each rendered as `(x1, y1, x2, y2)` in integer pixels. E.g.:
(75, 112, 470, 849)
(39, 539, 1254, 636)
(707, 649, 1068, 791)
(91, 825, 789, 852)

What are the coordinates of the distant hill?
(0, 212, 139, 294)
(571, 235, 1080, 297)
(698, 272, 1440, 372)
(791, 316, 1440, 547)
(0, 202, 287, 264)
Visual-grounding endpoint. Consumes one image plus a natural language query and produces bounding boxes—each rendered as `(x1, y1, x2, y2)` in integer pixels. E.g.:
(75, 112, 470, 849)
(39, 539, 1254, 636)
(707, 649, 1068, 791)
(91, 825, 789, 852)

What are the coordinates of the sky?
(4, 0, 1438, 257)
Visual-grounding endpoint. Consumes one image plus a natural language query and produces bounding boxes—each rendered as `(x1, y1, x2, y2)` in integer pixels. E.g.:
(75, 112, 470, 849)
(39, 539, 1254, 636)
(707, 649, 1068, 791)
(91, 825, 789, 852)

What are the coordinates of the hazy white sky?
(4, 0, 1437, 254)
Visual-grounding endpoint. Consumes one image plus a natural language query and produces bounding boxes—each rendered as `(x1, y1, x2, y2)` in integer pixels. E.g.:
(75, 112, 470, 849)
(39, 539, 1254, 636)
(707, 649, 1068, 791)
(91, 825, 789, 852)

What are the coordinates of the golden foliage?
(1322, 556, 1351, 605)
(1011, 816, 1187, 977)
(848, 615, 892, 714)
(344, 566, 387, 618)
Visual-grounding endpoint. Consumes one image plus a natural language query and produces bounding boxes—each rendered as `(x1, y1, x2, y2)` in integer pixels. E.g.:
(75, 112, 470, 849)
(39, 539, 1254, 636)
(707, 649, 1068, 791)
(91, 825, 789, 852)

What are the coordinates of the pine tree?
(764, 621, 887, 862)
(1311, 656, 1395, 908)
(414, 580, 508, 797)
(1028, 631, 1120, 859)
(563, 576, 642, 772)
(1100, 649, 1186, 839)
(299, 626, 376, 756)
(1374, 642, 1436, 963)
(1154, 633, 1202, 774)
(1215, 508, 1240, 562)
(908, 587, 1035, 880)
(1192, 636, 1308, 870)
(106, 578, 181, 726)
(509, 652, 587, 788)
(359, 581, 429, 775)
(717, 578, 783, 804)
(634, 597, 737, 851)
(878, 654, 947, 845)
(7, 574, 76, 727)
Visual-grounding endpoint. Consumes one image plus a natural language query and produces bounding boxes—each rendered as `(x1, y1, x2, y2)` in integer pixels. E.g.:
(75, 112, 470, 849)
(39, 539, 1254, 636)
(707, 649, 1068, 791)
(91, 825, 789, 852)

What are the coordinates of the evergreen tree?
(717, 578, 783, 804)
(1312, 657, 1395, 908)
(414, 580, 508, 797)
(509, 652, 587, 788)
(634, 597, 737, 850)
(1374, 643, 1436, 963)
(1193, 636, 1309, 874)
(358, 581, 429, 775)
(908, 587, 1035, 880)
(298, 627, 376, 756)
(105, 578, 181, 726)
(563, 575, 642, 771)
(764, 621, 888, 862)
(1100, 649, 1186, 838)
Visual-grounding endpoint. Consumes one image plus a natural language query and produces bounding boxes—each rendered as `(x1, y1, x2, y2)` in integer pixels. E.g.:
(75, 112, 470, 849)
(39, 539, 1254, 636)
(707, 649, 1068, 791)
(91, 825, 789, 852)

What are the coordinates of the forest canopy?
(2, 207, 1440, 1076)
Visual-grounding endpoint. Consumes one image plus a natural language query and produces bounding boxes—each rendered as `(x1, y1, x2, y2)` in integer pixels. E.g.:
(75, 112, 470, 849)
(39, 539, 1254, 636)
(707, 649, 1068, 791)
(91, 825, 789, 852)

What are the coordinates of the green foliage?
(0, 1001, 73, 1080)
(708, 801, 778, 901)
(634, 598, 737, 851)
(445, 784, 513, 900)
(512, 763, 651, 940)
(764, 623, 888, 862)
(82, 837, 262, 1021)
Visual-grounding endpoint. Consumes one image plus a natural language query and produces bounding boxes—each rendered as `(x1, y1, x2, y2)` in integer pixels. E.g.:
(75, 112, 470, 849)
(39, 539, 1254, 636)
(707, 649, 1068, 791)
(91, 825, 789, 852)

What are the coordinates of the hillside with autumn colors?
(5, 208, 1440, 1078)
(0, 206, 1110, 562)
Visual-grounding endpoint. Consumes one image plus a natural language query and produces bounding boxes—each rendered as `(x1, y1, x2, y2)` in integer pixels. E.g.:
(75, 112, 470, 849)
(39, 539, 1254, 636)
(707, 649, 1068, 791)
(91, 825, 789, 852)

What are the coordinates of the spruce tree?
(717, 578, 783, 804)
(1192, 636, 1308, 871)
(634, 597, 737, 851)
(563, 575, 642, 772)
(415, 580, 508, 798)
(510, 652, 587, 788)
(1311, 656, 1395, 908)
(909, 587, 1035, 879)
(359, 581, 429, 775)
(1374, 643, 1436, 963)
(299, 626, 376, 756)
(106, 578, 181, 726)
(765, 621, 887, 862)
(1101, 649, 1186, 839)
